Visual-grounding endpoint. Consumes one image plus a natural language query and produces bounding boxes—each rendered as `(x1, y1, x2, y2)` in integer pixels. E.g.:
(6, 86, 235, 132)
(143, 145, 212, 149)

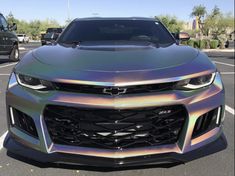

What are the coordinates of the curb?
(202, 49, 235, 53)
(202, 49, 234, 58)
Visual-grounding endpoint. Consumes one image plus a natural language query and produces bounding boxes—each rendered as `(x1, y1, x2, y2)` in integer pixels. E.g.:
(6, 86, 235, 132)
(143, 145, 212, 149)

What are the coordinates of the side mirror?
(177, 32, 190, 41)
(10, 23, 17, 31)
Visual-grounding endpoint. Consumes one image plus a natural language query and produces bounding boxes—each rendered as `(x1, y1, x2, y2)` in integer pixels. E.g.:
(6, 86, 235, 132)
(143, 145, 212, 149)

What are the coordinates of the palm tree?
(191, 5, 207, 37)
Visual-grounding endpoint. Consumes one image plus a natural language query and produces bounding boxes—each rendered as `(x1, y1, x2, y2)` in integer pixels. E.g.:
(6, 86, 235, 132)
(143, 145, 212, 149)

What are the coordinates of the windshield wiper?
(148, 41, 160, 48)
(59, 40, 83, 46)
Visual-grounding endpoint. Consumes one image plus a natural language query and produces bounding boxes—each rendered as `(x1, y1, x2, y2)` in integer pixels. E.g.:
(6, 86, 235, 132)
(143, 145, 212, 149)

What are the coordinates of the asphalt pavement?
(0, 43, 234, 176)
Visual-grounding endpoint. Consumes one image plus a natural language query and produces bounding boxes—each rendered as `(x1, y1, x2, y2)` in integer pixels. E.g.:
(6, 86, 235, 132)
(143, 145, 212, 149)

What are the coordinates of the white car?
(17, 34, 29, 43)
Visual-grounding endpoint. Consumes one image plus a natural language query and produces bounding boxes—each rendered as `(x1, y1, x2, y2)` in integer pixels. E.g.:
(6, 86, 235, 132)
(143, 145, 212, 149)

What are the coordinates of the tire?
(9, 45, 20, 62)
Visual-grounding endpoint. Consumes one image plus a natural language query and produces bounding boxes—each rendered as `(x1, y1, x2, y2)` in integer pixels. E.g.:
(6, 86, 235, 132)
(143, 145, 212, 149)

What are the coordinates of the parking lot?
(0, 43, 234, 176)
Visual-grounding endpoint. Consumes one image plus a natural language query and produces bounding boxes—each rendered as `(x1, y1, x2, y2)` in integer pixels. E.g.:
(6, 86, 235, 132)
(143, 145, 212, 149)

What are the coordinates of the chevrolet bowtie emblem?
(103, 87, 127, 96)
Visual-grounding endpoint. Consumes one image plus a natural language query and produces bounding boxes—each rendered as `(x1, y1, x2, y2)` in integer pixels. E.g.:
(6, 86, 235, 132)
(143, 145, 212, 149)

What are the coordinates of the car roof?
(74, 17, 158, 22)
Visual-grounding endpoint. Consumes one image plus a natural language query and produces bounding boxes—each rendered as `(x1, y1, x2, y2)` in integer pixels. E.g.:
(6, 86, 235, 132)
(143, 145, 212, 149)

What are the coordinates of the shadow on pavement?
(205, 52, 235, 59)
(0, 59, 13, 65)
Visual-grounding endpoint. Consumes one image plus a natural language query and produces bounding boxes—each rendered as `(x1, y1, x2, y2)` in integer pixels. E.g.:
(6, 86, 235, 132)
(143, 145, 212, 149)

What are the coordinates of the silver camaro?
(4, 18, 227, 167)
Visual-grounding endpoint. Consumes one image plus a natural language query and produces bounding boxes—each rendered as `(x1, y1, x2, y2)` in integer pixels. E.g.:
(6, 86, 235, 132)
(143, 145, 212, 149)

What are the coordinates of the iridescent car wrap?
(4, 18, 227, 167)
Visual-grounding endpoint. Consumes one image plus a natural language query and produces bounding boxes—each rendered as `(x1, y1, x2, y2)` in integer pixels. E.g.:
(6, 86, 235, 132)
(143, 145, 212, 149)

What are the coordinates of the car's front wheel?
(9, 45, 19, 62)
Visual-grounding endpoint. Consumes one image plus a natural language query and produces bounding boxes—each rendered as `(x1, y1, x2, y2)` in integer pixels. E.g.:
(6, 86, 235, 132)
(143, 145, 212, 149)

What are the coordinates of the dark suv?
(0, 13, 19, 61)
(41, 27, 62, 45)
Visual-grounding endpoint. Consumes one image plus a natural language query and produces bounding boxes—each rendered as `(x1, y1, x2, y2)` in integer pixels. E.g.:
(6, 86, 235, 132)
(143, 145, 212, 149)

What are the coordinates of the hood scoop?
(78, 45, 152, 51)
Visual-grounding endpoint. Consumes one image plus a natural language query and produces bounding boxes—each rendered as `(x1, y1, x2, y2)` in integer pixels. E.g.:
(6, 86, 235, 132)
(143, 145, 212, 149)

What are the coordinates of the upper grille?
(53, 82, 176, 95)
(44, 105, 187, 149)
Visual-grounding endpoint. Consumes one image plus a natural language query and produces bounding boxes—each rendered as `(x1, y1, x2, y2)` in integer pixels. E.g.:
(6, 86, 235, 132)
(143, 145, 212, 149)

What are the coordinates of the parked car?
(46, 27, 63, 33)
(41, 27, 62, 45)
(17, 34, 29, 43)
(41, 32, 60, 45)
(0, 13, 19, 61)
(5, 17, 226, 167)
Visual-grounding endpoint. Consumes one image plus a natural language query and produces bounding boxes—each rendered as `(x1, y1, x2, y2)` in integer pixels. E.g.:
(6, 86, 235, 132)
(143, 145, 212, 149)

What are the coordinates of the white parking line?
(19, 47, 26, 51)
(0, 63, 17, 69)
(0, 131, 8, 150)
(220, 72, 235, 75)
(0, 74, 10, 76)
(226, 105, 235, 115)
(213, 61, 235, 67)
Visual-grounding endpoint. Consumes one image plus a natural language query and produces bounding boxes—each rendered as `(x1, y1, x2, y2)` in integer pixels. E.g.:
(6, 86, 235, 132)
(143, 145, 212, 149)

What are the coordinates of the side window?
(0, 15, 8, 31)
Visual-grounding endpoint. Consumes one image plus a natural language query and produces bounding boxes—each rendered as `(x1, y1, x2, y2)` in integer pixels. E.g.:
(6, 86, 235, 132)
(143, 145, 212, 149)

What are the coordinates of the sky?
(0, 0, 234, 25)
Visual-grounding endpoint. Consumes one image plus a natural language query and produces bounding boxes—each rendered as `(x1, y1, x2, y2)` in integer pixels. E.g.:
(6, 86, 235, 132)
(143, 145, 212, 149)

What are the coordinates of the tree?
(203, 6, 221, 36)
(39, 19, 60, 33)
(191, 5, 207, 36)
(4, 12, 61, 39)
(156, 15, 184, 33)
(17, 20, 30, 35)
(29, 20, 41, 40)
(204, 6, 234, 48)
(6, 12, 18, 26)
(204, 7, 234, 37)
(211, 5, 220, 18)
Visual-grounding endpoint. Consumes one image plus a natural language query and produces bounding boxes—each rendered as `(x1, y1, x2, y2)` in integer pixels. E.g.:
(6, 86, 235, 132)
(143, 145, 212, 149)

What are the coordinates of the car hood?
(16, 43, 216, 86)
(32, 43, 198, 72)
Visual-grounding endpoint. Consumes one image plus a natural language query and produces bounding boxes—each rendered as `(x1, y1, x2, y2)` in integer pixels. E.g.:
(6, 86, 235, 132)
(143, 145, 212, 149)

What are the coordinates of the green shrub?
(194, 40, 200, 48)
(187, 39, 195, 47)
(210, 40, 219, 49)
(199, 39, 207, 49)
(180, 41, 188, 45)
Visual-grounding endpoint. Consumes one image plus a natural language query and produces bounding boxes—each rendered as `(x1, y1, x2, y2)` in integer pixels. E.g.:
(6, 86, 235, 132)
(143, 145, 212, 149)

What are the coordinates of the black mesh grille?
(44, 105, 187, 149)
(53, 82, 176, 95)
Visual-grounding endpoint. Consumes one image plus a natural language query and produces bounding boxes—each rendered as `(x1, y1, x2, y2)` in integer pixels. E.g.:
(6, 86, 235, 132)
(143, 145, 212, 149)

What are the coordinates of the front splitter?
(4, 133, 227, 168)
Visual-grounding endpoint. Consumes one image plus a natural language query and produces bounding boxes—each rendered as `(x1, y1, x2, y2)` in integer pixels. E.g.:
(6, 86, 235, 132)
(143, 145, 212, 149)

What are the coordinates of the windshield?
(44, 32, 54, 39)
(58, 20, 175, 46)
(46, 28, 63, 33)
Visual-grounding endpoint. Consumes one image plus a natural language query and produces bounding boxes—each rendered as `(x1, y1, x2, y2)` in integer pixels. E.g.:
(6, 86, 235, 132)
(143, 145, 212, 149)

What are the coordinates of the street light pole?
(67, 0, 70, 21)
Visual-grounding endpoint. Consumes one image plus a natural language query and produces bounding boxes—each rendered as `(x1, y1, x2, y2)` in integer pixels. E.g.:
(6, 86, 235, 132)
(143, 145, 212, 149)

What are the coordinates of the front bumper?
(4, 132, 227, 167)
(5, 72, 226, 166)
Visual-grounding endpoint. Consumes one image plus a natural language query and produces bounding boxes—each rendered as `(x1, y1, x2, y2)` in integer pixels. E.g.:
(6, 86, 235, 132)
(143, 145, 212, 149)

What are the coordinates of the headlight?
(15, 73, 54, 90)
(175, 72, 216, 90)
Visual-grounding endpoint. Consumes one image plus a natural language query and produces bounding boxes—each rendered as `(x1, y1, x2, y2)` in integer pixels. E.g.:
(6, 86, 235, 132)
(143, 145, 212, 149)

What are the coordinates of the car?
(46, 27, 63, 34)
(41, 27, 62, 45)
(4, 17, 227, 167)
(17, 34, 29, 43)
(41, 32, 60, 45)
(0, 13, 19, 61)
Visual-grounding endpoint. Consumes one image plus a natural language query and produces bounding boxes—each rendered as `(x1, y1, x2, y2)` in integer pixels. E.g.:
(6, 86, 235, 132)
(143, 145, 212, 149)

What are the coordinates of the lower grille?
(9, 107, 38, 138)
(192, 107, 221, 139)
(44, 105, 187, 149)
